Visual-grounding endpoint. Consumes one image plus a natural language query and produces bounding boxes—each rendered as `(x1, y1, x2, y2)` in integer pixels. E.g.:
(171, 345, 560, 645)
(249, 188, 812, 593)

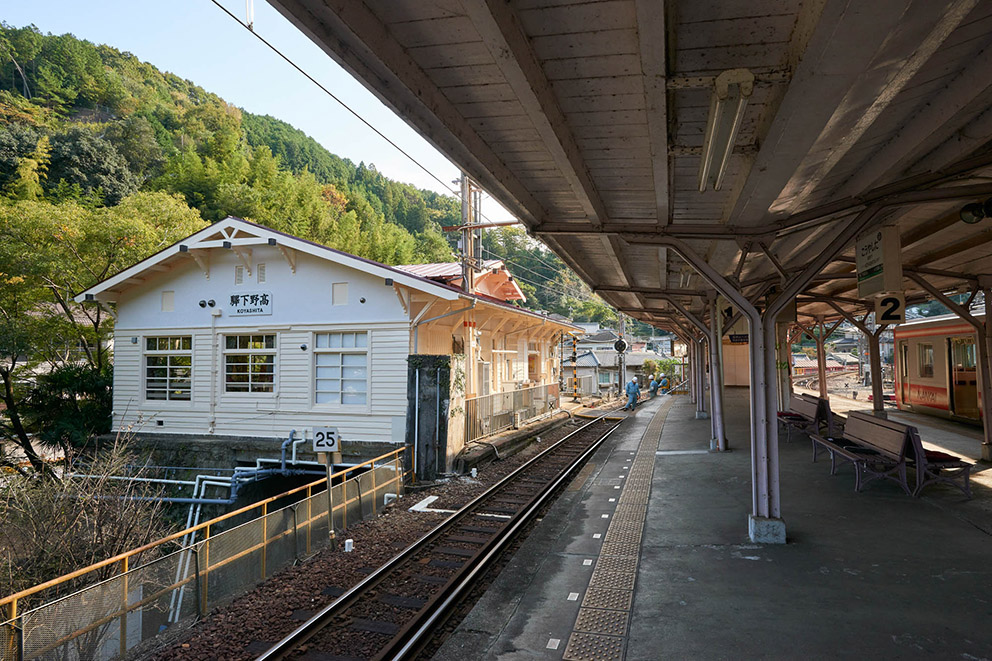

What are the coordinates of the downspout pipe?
(413, 300, 477, 353)
(280, 430, 298, 472)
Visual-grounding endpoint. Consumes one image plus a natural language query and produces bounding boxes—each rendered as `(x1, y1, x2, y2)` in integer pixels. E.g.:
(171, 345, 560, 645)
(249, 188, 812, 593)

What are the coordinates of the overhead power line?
(209, 1, 562, 263)
(208, 0, 457, 195)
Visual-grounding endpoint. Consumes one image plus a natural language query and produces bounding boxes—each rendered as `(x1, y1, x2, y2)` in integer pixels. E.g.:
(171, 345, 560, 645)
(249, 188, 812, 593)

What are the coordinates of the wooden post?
(320, 452, 336, 548)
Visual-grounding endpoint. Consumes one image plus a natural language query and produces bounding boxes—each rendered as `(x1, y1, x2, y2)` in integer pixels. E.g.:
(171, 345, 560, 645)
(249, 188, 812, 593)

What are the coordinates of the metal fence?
(563, 375, 596, 397)
(1, 449, 405, 661)
(465, 382, 560, 443)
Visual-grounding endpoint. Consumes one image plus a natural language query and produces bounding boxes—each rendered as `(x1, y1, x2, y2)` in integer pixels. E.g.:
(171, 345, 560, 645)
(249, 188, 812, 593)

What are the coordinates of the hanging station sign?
(856, 225, 903, 299)
(228, 292, 273, 316)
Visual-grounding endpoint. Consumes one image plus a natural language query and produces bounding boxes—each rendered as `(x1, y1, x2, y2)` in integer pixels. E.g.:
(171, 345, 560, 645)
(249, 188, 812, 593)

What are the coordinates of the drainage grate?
(563, 631, 625, 661)
(574, 608, 629, 636)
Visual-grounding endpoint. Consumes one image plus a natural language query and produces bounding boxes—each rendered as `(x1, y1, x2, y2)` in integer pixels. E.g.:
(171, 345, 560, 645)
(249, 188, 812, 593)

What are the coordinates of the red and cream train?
(893, 313, 983, 422)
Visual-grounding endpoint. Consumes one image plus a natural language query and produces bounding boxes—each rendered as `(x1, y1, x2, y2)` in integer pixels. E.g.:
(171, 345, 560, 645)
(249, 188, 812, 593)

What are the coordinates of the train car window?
(918, 343, 934, 378)
(952, 337, 976, 369)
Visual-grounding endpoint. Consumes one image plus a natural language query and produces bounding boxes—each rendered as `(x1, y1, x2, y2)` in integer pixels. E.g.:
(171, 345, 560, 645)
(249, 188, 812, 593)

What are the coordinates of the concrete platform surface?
(435, 388, 992, 660)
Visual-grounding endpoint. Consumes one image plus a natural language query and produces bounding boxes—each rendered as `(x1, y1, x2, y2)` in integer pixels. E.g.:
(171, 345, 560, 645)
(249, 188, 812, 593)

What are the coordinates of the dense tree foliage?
(0, 22, 458, 264)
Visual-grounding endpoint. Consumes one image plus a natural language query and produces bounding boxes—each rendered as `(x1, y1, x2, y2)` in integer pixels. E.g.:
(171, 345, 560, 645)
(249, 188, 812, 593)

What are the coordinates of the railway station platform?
(435, 388, 992, 660)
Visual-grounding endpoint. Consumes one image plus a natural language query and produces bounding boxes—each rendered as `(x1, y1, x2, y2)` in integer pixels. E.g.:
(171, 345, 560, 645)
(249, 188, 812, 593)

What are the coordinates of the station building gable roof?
(74, 216, 578, 331)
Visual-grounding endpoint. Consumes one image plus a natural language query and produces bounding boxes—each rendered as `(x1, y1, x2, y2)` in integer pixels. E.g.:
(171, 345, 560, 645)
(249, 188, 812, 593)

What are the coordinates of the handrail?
(0, 446, 405, 610)
(463, 381, 554, 402)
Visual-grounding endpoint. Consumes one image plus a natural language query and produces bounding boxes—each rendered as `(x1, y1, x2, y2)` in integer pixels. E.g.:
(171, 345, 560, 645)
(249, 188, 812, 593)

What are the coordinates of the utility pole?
(618, 315, 627, 397)
(459, 173, 474, 294)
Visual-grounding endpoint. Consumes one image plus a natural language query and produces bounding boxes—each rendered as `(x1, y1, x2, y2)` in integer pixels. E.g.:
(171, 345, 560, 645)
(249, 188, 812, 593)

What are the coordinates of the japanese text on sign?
(228, 291, 272, 316)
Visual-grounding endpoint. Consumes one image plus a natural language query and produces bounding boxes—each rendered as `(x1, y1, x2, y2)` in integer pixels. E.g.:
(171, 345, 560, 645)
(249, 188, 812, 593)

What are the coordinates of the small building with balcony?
(76, 217, 577, 477)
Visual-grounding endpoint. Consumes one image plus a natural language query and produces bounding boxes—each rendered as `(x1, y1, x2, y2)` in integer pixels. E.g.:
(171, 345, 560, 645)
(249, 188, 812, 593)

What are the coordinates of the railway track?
(257, 414, 623, 661)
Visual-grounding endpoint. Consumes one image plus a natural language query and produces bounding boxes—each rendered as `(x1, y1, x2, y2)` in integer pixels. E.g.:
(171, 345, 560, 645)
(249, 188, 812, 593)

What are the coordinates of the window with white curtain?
(315, 331, 368, 405)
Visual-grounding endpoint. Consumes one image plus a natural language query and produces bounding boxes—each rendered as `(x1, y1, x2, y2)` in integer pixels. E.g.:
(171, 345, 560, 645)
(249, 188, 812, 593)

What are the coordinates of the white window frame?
(224, 334, 277, 394)
(313, 330, 370, 409)
(144, 336, 192, 402)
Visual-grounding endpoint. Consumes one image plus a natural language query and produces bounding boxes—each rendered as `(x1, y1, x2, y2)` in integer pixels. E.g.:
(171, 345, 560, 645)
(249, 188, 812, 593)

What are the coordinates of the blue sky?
(3, 0, 512, 219)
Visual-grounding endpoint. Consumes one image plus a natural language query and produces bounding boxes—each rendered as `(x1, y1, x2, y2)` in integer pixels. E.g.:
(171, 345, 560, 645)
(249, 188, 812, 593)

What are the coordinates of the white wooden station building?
(76, 217, 576, 468)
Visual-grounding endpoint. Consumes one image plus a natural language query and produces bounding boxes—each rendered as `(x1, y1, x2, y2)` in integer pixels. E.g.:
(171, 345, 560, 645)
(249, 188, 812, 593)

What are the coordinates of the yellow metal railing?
(464, 382, 560, 444)
(1, 447, 406, 661)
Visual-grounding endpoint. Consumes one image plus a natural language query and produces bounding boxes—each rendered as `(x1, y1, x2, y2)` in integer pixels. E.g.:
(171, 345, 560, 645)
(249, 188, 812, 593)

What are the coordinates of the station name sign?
(729, 334, 749, 344)
(855, 226, 902, 299)
(229, 291, 272, 316)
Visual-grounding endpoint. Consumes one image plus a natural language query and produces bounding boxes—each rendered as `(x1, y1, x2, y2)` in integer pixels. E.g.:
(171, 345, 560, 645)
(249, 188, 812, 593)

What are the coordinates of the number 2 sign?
(875, 292, 905, 325)
(313, 427, 340, 453)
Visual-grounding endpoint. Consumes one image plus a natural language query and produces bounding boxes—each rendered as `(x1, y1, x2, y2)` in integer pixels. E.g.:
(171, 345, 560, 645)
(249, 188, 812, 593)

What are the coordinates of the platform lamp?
(698, 68, 755, 192)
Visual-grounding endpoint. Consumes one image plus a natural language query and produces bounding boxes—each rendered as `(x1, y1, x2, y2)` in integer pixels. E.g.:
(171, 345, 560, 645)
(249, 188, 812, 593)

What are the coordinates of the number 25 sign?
(313, 427, 340, 453)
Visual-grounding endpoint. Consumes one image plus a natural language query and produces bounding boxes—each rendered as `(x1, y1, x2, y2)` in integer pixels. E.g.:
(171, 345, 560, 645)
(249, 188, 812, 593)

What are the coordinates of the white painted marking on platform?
(609, 498, 616, 502)
(630, 452, 635, 455)
(655, 450, 710, 455)
(567, 592, 579, 601)
(593, 533, 602, 539)
(619, 475, 625, 479)
(410, 495, 440, 511)
(583, 559, 593, 566)
(626, 458, 632, 462)
(547, 638, 561, 650)
(602, 514, 609, 519)
(614, 485, 621, 489)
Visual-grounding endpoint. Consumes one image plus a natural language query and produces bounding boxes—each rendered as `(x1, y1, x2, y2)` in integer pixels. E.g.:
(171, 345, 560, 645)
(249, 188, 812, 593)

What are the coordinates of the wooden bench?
(810, 412, 973, 498)
(906, 428, 973, 498)
(809, 412, 913, 495)
(777, 393, 830, 442)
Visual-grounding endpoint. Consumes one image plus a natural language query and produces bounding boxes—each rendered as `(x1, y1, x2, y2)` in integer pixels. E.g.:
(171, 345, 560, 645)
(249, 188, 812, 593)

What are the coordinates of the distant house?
(578, 328, 620, 352)
(396, 259, 525, 303)
(76, 217, 576, 474)
(792, 355, 844, 376)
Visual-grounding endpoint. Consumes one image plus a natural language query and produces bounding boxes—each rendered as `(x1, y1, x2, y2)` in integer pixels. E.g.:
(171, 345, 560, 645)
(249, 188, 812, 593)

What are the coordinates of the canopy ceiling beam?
(269, 0, 547, 226)
(463, 0, 608, 230)
(634, 0, 670, 227)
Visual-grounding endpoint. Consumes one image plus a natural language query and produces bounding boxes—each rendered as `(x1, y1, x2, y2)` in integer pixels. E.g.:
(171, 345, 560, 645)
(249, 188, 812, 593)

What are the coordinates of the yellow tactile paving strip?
(562, 398, 672, 661)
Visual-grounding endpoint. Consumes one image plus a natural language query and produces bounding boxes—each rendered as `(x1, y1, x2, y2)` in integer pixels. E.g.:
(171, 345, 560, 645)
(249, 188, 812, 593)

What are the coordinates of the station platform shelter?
(436, 390, 992, 660)
(268, 0, 992, 544)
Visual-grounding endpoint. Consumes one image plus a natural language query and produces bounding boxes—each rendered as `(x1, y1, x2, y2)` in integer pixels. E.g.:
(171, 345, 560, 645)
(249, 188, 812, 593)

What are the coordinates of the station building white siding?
(112, 247, 410, 444)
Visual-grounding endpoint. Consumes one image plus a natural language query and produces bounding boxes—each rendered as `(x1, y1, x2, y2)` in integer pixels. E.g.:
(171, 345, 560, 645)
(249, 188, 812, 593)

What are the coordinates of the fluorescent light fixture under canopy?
(698, 69, 754, 192)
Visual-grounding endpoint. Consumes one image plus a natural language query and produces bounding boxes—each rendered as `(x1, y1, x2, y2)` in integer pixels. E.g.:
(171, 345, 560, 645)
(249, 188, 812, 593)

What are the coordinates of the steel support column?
(826, 302, 889, 416)
(776, 322, 793, 412)
(695, 336, 709, 419)
(655, 204, 887, 543)
(710, 293, 728, 451)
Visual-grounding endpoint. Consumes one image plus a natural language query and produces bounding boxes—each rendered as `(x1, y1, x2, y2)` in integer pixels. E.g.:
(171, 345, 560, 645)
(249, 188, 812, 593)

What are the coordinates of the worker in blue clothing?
(659, 373, 670, 394)
(623, 376, 641, 410)
(649, 374, 659, 398)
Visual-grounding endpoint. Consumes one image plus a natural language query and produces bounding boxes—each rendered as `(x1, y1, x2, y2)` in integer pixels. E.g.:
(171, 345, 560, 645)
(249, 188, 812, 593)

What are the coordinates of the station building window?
(918, 343, 934, 378)
(145, 336, 192, 401)
(225, 334, 275, 393)
(315, 331, 368, 405)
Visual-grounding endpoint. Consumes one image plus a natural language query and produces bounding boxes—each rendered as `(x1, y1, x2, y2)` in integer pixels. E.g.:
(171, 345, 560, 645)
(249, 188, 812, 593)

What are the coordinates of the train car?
(893, 313, 982, 422)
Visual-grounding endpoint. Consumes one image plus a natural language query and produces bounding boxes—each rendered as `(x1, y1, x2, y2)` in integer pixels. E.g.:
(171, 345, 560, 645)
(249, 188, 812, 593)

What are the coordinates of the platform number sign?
(875, 292, 906, 325)
(313, 427, 340, 453)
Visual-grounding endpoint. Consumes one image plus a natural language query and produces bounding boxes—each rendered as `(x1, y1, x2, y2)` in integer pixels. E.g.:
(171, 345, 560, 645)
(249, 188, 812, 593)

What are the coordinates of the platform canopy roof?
(270, 0, 992, 333)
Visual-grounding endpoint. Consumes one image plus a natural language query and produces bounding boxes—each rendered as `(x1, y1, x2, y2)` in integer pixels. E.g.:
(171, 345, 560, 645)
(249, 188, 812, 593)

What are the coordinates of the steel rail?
(386, 420, 623, 660)
(257, 413, 622, 661)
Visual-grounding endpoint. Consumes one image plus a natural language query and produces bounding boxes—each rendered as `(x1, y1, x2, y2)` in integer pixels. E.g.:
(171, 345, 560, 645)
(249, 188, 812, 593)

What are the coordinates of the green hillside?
(0, 22, 634, 326)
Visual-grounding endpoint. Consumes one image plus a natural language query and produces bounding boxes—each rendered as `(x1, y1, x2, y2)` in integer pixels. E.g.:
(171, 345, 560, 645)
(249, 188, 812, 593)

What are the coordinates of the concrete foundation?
(747, 514, 787, 544)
